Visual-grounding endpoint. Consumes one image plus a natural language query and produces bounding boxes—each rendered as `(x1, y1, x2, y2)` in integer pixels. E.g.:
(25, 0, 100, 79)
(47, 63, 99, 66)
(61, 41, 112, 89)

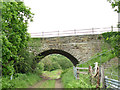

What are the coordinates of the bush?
(102, 32, 120, 58)
(39, 54, 73, 71)
(14, 49, 34, 73)
(51, 62, 61, 71)
(41, 57, 53, 71)
(34, 62, 44, 75)
(50, 54, 73, 70)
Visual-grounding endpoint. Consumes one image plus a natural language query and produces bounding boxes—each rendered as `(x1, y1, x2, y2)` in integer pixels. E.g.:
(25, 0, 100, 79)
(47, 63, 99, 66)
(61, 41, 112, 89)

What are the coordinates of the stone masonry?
(29, 34, 102, 66)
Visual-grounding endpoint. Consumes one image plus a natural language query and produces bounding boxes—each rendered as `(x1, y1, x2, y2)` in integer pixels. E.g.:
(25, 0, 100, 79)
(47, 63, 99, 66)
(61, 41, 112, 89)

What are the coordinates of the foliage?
(40, 54, 73, 71)
(52, 61, 61, 71)
(14, 49, 35, 73)
(102, 32, 120, 58)
(78, 49, 115, 68)
(49, 54, 73, 70)
(35, 62, 44, 75)
(41, 57, 54, 71)
(107, 0, 120, 13)
(42, 69, 63, 79)
(2, 73, 42, 88)
(104, 65, 119, 80)
(61, 68, 96, 88)
(2, 1, 34, 75)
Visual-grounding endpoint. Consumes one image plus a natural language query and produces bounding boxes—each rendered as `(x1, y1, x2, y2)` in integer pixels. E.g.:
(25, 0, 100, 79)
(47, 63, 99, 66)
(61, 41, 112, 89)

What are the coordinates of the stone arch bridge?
(29, 34, 102, 66)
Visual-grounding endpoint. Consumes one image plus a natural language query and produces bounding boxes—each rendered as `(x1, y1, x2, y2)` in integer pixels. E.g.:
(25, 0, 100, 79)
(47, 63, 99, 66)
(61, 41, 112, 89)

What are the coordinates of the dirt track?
(30, 78, 63, 88)
(55, 79, 63, 88)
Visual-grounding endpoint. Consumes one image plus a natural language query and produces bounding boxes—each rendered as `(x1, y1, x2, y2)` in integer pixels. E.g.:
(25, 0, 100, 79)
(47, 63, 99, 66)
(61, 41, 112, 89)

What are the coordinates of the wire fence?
(78, 49, 113, 66)
(30, 27, 119, 38)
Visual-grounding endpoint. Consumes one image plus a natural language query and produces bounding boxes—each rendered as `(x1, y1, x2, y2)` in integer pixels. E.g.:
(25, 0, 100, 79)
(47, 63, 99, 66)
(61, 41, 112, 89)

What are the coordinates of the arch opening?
(35, 49, 79, 66)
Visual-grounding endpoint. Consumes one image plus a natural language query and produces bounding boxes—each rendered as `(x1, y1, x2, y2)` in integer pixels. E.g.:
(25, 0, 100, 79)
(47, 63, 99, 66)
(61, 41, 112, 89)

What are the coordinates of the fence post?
(96, 66, 100, 88)
(100, 65, 105, 88)
(73, 66, 77, 80)
(89, 66, 93, 85)
(94, 62, 98, 75)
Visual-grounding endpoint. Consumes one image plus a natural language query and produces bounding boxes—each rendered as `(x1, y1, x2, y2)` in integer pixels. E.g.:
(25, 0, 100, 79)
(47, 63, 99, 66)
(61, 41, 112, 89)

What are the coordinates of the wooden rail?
(74, 62, 119, 88)
(76, 67, 89, 79)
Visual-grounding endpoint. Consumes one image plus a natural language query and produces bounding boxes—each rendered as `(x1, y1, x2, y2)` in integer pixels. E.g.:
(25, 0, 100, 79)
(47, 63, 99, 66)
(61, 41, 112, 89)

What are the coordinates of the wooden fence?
(73, 62, 120, 89)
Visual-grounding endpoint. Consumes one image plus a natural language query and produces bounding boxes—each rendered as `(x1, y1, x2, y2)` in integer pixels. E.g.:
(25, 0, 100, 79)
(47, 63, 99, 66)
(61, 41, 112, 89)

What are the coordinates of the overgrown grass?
(104, 64, 119, 80)
(42, 69, 63, 79)
(39, 80, 56, 88)
(78, 50, 116, 68)
(2, 73, 42, 88)
(61, 68, 96, 88)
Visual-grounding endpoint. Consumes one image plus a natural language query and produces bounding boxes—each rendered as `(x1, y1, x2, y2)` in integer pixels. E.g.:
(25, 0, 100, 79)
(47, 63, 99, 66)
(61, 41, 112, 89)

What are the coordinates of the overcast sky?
(24, 0, 118, 33)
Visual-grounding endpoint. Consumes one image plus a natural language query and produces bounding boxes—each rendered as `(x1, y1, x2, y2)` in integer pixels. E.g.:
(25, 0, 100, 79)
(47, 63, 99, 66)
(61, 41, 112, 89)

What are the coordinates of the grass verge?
(61, 68, 96, 88)
(2, 73, 42, 88)
(78, 50, 115, 67)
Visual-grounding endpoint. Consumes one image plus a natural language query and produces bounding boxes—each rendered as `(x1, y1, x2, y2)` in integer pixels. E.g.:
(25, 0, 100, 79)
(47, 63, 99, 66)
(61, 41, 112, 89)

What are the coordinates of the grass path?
(29, 79, 46, 88)
(55, 79, 63, 88)
(30, 79, 63, 88)
(30, 69, 63, 88)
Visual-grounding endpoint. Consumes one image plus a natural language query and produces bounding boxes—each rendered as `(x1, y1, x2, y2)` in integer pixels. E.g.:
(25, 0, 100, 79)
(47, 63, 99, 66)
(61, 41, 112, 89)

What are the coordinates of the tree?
(107, 0, 120, 13)
(1, 1, 34, 75)
(104, 0, 120, 58)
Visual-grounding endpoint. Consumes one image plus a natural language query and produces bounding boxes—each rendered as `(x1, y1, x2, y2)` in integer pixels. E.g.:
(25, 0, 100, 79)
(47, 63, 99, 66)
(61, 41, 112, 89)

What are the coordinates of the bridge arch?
(35, 49, 79, 66)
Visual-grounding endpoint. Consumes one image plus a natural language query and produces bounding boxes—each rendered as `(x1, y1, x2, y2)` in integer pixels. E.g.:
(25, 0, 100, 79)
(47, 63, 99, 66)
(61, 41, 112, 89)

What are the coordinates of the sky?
(24, 0, 118, 33)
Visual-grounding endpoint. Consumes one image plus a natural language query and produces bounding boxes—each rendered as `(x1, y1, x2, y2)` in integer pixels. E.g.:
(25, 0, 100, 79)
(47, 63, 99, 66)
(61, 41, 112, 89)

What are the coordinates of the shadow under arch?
(35, 49, 79, 66)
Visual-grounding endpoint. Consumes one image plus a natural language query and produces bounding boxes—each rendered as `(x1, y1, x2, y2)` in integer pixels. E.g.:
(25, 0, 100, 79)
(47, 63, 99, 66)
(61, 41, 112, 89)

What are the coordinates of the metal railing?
(30, 27, 119, 38)
(105, 76, 120, 89)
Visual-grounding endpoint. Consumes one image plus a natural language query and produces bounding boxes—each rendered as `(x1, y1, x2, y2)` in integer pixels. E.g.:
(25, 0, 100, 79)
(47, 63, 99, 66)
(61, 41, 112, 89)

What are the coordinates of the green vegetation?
(105, 66, 119, 80)
(61, 68, 96, 88)
(39, 54, 73, 71)
(78, 49, 115, 68)
(39, 80, 56, 88)
(107, 0, 120, 13)
(2, 1, 34, 75)
(42, 69, 63, 79)
(2, 73, 42, 88)
(102, 32, 120, 58)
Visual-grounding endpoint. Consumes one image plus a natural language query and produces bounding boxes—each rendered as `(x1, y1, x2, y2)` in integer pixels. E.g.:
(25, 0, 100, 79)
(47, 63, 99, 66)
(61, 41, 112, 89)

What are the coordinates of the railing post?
(118, 13, 120, 31)
(92, 28, 94, 34)
(42, 32, 44, 37)
(58, 30, 59, 36)
(111, 26, 113, 32)
(74, 29, 76, 35)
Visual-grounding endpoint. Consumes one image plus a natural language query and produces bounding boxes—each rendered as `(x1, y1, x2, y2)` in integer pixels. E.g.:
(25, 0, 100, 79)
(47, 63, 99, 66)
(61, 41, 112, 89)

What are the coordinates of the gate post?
(100, 65, 105, 88)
